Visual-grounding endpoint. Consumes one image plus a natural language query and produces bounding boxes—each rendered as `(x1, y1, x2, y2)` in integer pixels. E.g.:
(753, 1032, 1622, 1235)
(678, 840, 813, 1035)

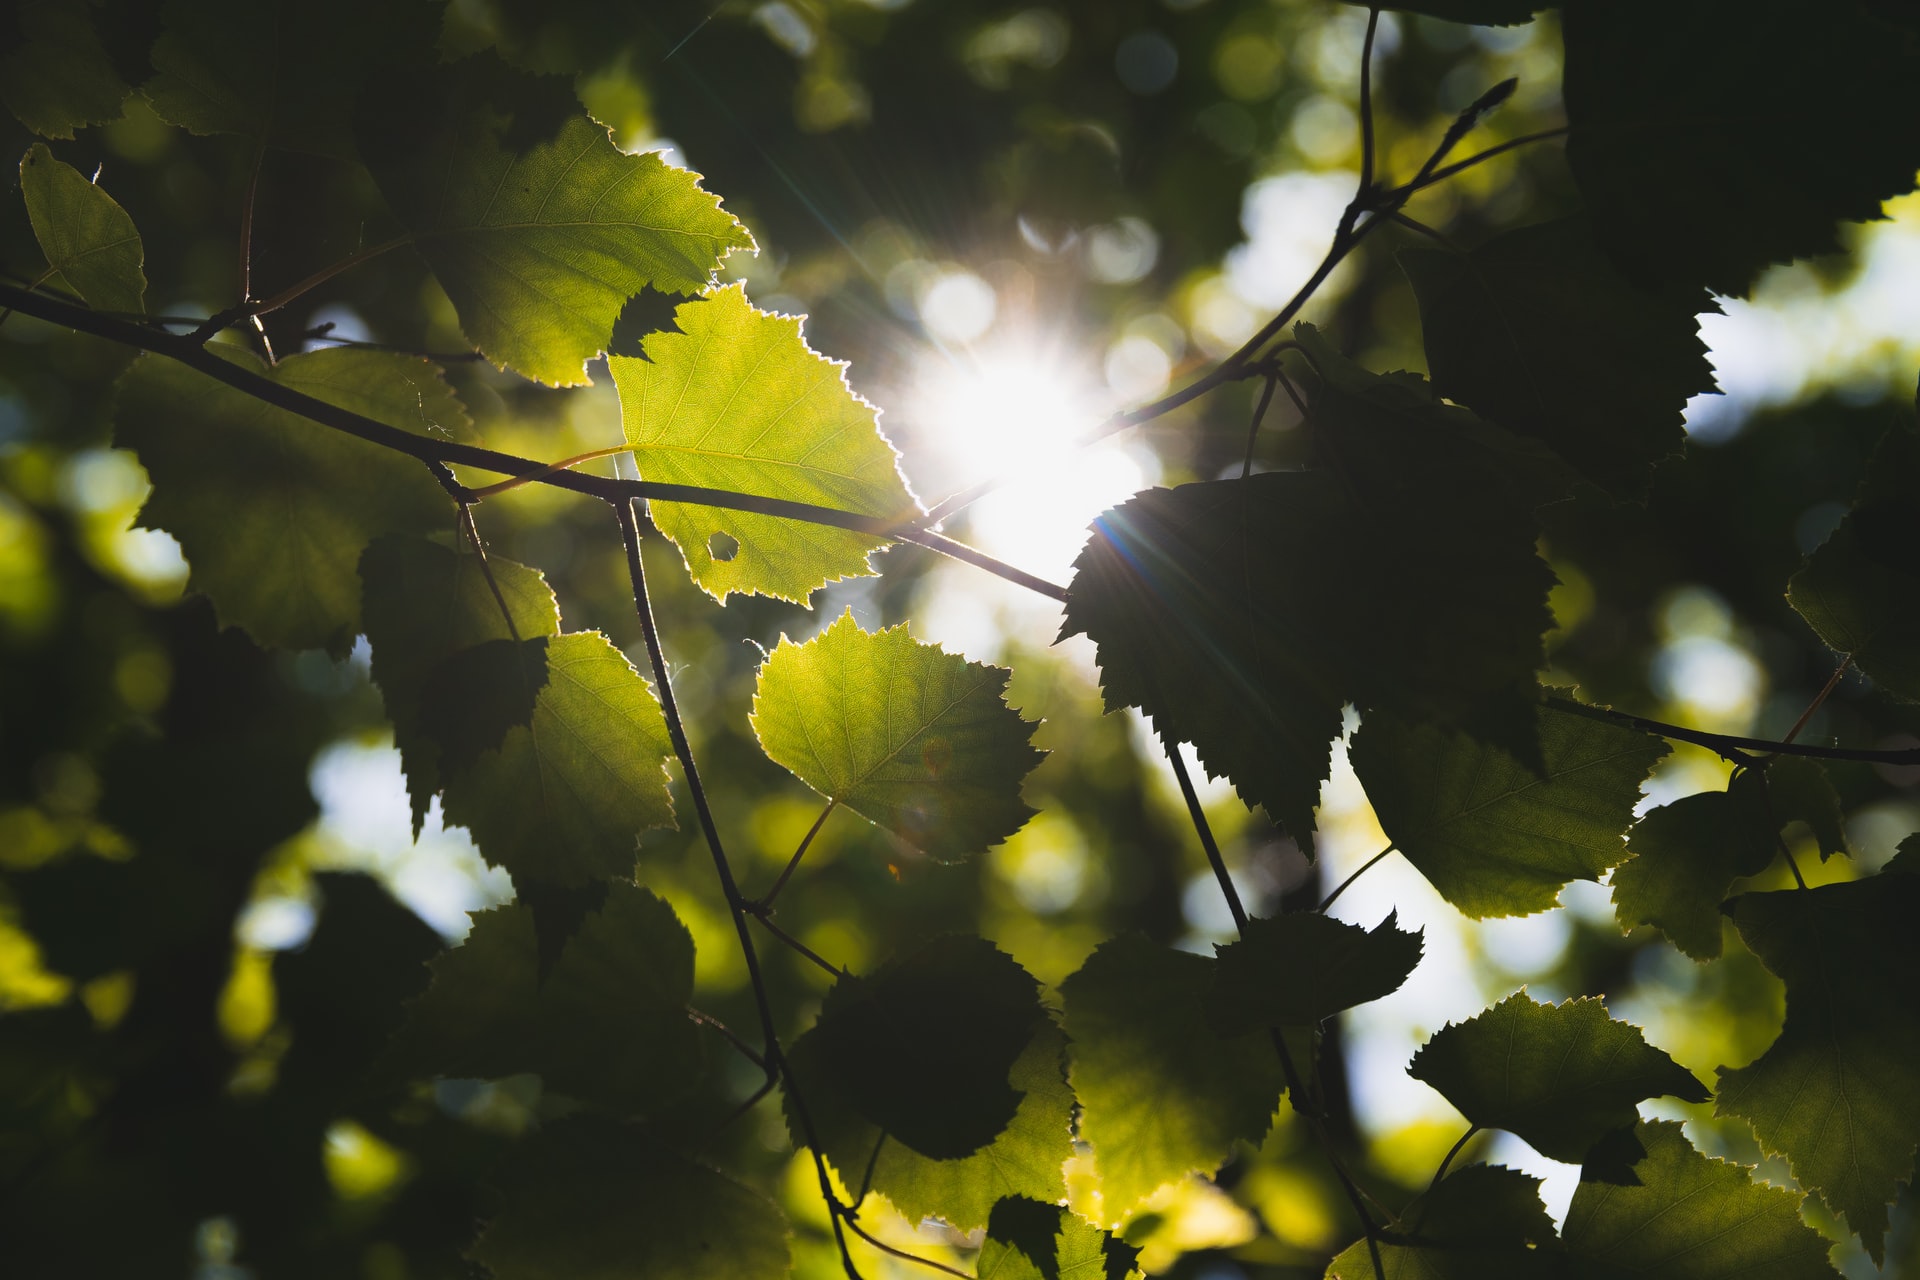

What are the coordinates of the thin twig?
(614, 500, 863, 1279)
(1241, 374, 1278, 480)
(836, 1212, 971, 1279)
(1426, 1125, 1479, 1197)
(1319, 845, 1395, 913)
(458, 505, 521, 643)
(688, 1007, 767, 1069)
(1393, 126, 1569, 197)
(746, 906, 848, 980)
(1159, 730, 1387, 1274)
(713, 1076, 776, 1131)
(238, 134, 275, 363)
(1781, 656, 1850, 747)
(468, 444, 634, 499)
(1544, 694, 1919, 766)
(1358, 7, 1382, 198)
(753, 797, 838, 912)
(0, 282, 1066, 604)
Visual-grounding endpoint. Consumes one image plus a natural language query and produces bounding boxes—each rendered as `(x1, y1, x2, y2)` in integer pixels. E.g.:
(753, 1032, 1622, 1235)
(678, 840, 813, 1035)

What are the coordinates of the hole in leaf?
(707, 531, 740, 562)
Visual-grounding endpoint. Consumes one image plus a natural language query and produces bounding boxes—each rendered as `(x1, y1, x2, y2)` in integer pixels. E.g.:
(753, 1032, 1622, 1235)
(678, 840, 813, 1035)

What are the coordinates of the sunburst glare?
(906, 338, 1158, 582)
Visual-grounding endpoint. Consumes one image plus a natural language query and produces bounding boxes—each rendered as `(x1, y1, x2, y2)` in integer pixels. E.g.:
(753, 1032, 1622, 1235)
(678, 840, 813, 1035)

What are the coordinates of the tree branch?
(615, 500, 864, 1279)
(0, 280, 1065, 603)
(1543, 695, 1920, 766)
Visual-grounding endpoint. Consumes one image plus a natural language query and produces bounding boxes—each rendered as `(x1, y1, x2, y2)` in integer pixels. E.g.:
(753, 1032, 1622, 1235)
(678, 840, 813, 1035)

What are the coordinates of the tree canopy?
(2, 1, 1918, 1277)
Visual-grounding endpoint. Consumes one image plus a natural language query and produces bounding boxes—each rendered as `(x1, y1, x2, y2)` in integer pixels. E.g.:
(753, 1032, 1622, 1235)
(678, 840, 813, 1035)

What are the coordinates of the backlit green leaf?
(785, 1022, 1073, 1232)
(1787, 428, 1920, 703)
(1562, 0, 1920, 296)
(1061, 472, 1352, 849)
(1206, 912, 1423, 1035)
(750, 611, 1041, 860)
(20, 143, 145, 314)
(440, 631, 676, 888)
(115, 348, 462, 654)
(1562, 1120, 1840, 1279)
(360, 534, 561, 830)
(362, 58, 751, 385)
(1060, 935, 1284, 1223)
(381, 904, 539, 1083)
(1716, 875, 1920, 1262)
(385, 885, 704, 1115)
(146, 0, 438, 156)
(1351, 700, 1667, 918)
(1611, 769, 1776, 960)
(1324, 1165, 1556, 1279)
(471, 1121, 789, 1280)
(0, 1, 128, 138)
(1408, 993, 1707, 1163)
(1765, 756, 1848, 861)
(787, 935, 1045, 1161)
(1400, 217, 1714, 498)
(612, 286, 918, 601)
(1293, 324, 1558, 761)
(979, 1198, 1143, 1280)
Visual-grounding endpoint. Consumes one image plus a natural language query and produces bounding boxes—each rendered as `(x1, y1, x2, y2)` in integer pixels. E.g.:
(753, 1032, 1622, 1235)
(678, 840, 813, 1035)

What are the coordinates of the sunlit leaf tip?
(750, 610, 1042, 861)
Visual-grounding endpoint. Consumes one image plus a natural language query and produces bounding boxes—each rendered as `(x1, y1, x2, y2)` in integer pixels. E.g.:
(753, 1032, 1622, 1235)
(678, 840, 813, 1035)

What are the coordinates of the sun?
(903, 338, 1157, 582)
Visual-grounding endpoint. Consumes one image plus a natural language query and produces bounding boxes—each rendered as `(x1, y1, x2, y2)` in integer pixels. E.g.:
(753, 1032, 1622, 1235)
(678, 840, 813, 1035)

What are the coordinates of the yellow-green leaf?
(20, 143, 144, 314)
(362, 58, 752, 385)
(115, 348, 462, 654)
(751, 611, 1041, 860)
(613, 286, 919, 602)
(439, 631, 676, 888)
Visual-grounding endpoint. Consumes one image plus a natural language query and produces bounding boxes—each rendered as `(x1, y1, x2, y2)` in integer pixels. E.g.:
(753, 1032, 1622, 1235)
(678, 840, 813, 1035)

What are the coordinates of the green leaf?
(440, 631, 676, 888)
(145, 0, 438, 156)
(1351, 700, 1668, 918)
(979, 1198, 1143, 1280)
(1400, 217, 1715, 498)
(1059, 935, 1285, 1223)
(0, 1, 128, 138)
(750, 611, 1041, 860)
(1206, 912, 1423, 1035)
(1562, 0, 1920, 297)
(1611, 770, 1777, 960)
(1323, 1165, 1557, 1279)
(417, 638, 552, 775)
(1408, 993, 1707, 1163)
(1716, 875, 1920, 1263)
(612, 286, 918, 601)
(470, 1121, 790, 1280)
(382, 904, 540, 1083)
(785, 1022, 1074, 1232)
(1293, 324, 1558, 758)
(1562, 1120, 1841, 1279)
(536, 882, 705, 1113)
(360, 534, 561, 830)
(385, 885, 704, 1115)
(1764, 756, 1848, 862)
(362, 58, 752, 385)
(115, 348, 462, 654)
(788, 935, 1045, 1160)
(19, 143, 145, 314)
(1061, 472, 1352, 848)
(1787, 428, 1920, 703)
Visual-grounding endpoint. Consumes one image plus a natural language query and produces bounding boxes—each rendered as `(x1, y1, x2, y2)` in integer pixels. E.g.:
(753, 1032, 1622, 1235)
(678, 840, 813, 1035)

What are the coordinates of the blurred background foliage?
(1, 0, 1916, 1276)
